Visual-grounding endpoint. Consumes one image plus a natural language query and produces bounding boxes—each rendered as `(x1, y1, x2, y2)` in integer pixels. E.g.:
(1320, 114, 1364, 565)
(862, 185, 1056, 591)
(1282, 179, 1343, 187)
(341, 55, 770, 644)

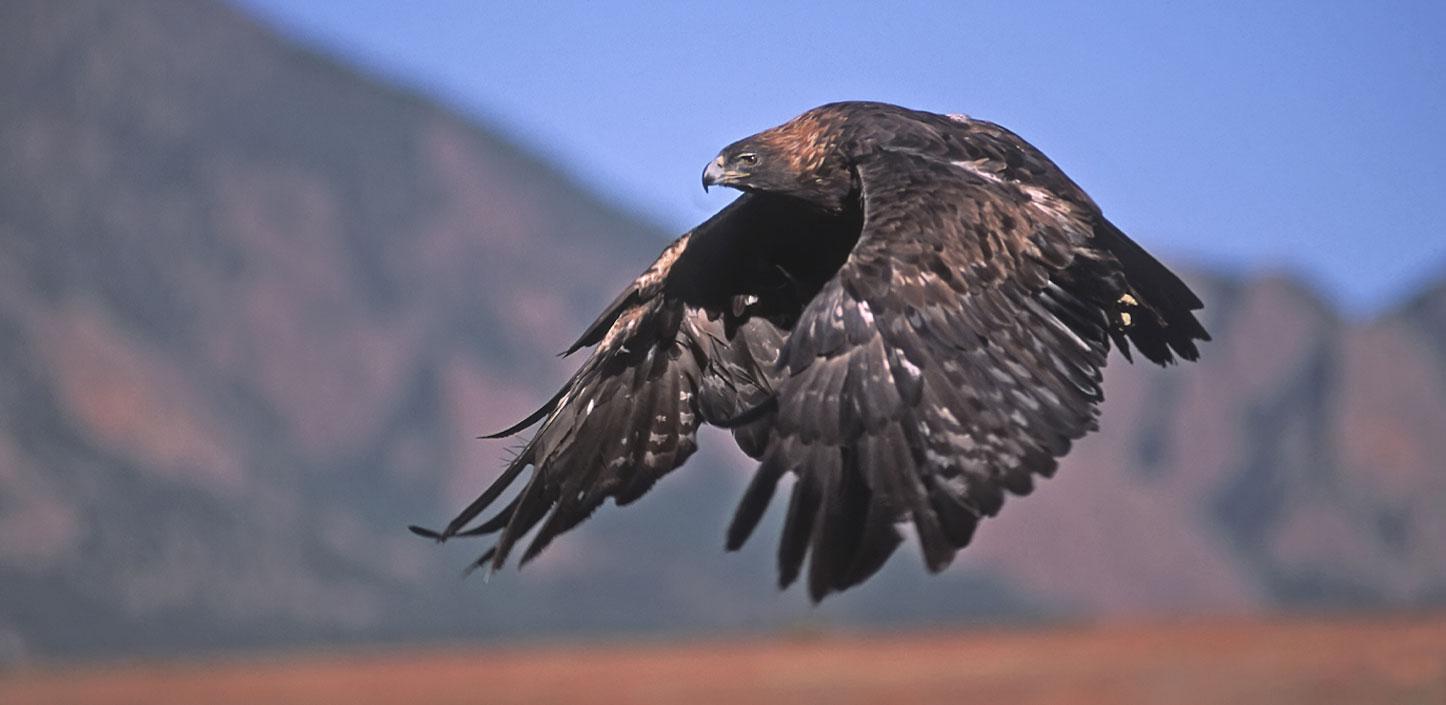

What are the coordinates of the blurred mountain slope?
(0, 0, 1441, 665)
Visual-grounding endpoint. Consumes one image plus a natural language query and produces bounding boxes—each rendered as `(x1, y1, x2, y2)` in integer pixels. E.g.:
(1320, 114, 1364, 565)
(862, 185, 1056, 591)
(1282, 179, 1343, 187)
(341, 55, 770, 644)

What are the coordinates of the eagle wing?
(409, 233, 708, 570)
(726, 147, 1127, 601)
(412, 194, 819, 572)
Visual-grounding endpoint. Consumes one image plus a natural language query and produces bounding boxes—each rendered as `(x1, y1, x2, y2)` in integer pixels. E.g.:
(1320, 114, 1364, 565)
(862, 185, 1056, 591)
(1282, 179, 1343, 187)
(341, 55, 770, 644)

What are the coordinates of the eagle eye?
(736, 153, 759, 166)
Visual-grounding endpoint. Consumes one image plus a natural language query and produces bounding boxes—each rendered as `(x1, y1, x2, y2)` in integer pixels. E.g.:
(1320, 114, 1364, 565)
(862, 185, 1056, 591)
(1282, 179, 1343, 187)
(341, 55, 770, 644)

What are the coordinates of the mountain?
(1, 0, 1442, 665)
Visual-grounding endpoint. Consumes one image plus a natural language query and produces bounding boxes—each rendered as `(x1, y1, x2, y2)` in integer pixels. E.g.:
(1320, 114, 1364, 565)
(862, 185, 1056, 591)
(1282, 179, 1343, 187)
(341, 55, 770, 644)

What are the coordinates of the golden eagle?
(412, 102, 1209, 601)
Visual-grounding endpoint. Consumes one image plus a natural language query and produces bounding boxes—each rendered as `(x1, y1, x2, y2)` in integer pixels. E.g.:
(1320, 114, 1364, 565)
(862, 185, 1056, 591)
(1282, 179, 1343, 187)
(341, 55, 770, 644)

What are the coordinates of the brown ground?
(3, 613, 1443, 705)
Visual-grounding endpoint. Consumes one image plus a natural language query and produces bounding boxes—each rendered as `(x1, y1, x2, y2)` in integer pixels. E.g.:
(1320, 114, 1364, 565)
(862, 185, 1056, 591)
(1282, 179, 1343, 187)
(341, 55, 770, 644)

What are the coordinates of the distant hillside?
(1, 0, 1442, 665)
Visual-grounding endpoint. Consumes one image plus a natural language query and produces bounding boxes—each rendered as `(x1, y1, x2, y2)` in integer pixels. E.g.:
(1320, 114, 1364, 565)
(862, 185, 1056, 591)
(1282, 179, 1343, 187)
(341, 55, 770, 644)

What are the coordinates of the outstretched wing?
(412, 193, 852, 572)
(727, 147, 1134, 601)
(410, 233, 710, 570)
(934, 112, 1208, 364)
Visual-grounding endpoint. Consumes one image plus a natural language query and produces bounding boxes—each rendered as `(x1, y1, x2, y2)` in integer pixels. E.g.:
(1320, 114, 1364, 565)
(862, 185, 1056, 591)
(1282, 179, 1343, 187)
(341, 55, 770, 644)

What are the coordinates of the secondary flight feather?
(411, 101, 1209, 601)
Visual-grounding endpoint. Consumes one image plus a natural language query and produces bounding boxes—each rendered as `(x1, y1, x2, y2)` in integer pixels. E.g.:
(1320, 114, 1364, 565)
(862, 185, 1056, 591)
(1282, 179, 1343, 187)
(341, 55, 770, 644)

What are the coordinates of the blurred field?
(2, 613, 1443, 705)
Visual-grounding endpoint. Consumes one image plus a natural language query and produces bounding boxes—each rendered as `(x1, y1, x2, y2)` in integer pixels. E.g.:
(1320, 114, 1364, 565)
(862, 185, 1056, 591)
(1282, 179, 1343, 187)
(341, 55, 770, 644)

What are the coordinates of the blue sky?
(232, 1, 1445, 312)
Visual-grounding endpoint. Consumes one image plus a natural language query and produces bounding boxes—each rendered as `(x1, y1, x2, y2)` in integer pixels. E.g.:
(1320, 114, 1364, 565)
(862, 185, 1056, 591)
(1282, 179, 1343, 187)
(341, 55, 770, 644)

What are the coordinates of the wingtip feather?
(408, 525, 443, 541)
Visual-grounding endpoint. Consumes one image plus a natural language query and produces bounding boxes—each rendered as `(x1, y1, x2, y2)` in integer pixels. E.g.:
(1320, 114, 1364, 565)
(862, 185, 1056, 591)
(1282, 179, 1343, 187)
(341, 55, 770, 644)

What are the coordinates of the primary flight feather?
(412, 101, 1209, 602)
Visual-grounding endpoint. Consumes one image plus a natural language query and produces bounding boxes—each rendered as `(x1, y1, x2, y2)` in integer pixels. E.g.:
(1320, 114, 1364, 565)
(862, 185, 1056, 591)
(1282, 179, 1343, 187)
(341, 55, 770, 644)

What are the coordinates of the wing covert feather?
(742, 148, 1117, 601)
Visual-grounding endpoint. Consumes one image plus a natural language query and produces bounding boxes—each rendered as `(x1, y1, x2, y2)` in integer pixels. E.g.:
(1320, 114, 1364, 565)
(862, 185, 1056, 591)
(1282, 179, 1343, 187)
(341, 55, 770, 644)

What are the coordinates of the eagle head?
(701, 140, 781, 193)
(702, 110, 856, 212)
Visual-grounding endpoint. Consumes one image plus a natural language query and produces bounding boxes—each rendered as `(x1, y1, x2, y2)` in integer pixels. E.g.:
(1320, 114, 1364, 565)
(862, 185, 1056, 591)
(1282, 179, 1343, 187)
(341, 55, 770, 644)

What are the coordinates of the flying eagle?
(412, 101, 1209, 601)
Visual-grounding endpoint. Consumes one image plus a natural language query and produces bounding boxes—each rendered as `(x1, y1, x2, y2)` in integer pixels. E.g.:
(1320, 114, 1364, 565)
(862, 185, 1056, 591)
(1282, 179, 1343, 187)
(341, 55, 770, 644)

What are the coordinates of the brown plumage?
(412, 101, 1210, 601)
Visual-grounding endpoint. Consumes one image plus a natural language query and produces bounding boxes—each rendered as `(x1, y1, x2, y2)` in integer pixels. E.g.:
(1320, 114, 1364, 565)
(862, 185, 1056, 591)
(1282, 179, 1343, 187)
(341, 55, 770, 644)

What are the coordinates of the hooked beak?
(702, 156, 728, 192)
